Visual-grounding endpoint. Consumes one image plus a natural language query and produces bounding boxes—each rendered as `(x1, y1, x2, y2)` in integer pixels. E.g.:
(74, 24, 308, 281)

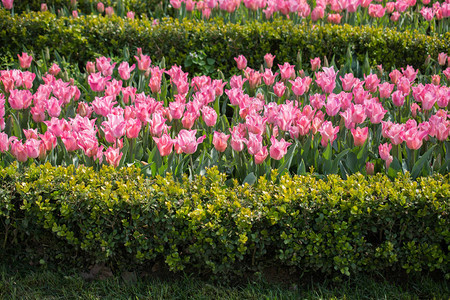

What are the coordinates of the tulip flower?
(213, 131, 230, 152)
(153, 133, 174, 156)
(351, 127, 369, 147)
(234, 55, 247, 70)
(269, 136, 292, 160)
(18, 53, 32, 69)
(264, 53, 275, 69)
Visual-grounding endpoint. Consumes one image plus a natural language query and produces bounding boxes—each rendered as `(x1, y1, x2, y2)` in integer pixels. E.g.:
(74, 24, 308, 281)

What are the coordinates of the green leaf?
(323, 142, 332, 161)
(411, 145, 437, 179)
(277, 143, 297, 177)
(243, 172, 257, 185)
(297, 159, 306, 175)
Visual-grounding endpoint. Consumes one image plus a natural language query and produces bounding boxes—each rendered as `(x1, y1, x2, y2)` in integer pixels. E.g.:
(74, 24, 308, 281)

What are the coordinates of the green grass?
(0, 262, 449, 300)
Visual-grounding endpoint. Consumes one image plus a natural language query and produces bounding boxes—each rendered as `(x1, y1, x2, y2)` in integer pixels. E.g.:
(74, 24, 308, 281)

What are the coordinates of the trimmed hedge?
(0, 10, 449, 76)
(1, 164, 449, 279)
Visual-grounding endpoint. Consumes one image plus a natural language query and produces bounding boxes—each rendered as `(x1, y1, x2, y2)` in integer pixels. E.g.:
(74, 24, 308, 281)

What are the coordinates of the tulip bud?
(365, 162, 374, 175)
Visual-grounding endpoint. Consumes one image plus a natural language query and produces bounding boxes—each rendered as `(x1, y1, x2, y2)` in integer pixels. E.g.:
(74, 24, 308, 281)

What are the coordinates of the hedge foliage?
(1, 163, 448, 279)
(0, 10, 449, 76)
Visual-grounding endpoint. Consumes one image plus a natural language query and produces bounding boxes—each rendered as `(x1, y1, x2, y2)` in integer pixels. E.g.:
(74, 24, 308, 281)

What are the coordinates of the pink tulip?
(213, 131, 230, 152)
(254, 146, 268, 164)
(153, 133, 174, 156)
(2, 0, 13, 10)
(389, 70, 402, 84)
(48, 63, 61, 76)
(311, 5, 324, 20)
(39, 131, 57, 152)
(72, 10, 78, 18)
(318, 121, 339, 147)
(97, 2, 105, 12)
(390, 12, 400, 22)
(46, 97, 62, 118)
(351, 127, 369, 147)
(315, 67, 337, 94)
(230, 75, 247, 89)
(246, 114, 267, 135)
(420, 7, 434, 21)
(10, 139, 28, 162)
(96, 57, 116, 77)
(363, 74, 380, 93)
(127, 11, 135, 19)
(404, 127, 428, 150)
(0, 132, 8, 152)
(310, 57, 321, 71)
(170, 0, 182, 9)
(92, 96, 116, 117)
(186, 0, 195, 11)
(105, 147, 123, 168)
(105, 6, 114, 16)
(264, 53, 275, 69)
(378, 82, 394, 99)
(325, 94, 341, 117)
(385, 2, 395, 13)
(88, 72, 111, 92)
(246, 133, 263, 156)
(391, 90, 405, 107)
(431, 75, 440, 86)
(134, 54, 151, 71)
(18, 53, 32, 69)
(118, 62, 135, 81)
(289, 77, 308, 96)
(379, 143, 393, 169)
(438, 53, 448, 66)
(61, 131, 79, 152)
(273, 82, 286, 97)
(174, 129, 206, 154)
(366, 162, 375, 175)
(201, 106, 217, 127)
(269, 136, 292, 160)
(397, 77, 411, 95)
(24, 139, 41, 159)
(340, 109, 355, 130)
(8, 89, 33, 110)
(229, 125, 247, 152)
(149, 112, 168, 137)
(102, 114, 126, 143)
(385, 123, 405, 145)
(278, 62, 296, 80)
(340, 73, 357, 91)
(368, 4, 385, 18)
(86, 61, 96, 74)
(401, 66, 418, 83)
(126, 118, 141, 139)
(234, 55, 247, 70)
(350, 104, 366, 124)
(245, 68, 262, 89)
(263, 69, 278, 86)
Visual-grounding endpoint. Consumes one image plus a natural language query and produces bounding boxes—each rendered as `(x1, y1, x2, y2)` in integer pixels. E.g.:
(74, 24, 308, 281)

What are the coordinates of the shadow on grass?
(0, 259, 449, 300)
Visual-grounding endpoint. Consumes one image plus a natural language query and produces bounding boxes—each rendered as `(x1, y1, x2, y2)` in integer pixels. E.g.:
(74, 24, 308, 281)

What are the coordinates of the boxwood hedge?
(1, 164, 448, 279)
(0, 10, 449, 77)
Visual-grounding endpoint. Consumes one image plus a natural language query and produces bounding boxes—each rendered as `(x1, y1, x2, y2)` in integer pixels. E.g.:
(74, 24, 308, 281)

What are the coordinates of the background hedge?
(0, 10, 449, 77)
(1, 164, 448, 279)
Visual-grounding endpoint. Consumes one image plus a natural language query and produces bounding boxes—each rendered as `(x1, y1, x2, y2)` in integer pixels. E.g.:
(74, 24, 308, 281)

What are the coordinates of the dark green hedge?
(0, 10, 449, 76)
(1, 164, 449, 279)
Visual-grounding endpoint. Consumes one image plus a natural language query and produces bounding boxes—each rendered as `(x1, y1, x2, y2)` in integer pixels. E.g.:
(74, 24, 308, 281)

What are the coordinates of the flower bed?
(0, 51, 449, 181)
